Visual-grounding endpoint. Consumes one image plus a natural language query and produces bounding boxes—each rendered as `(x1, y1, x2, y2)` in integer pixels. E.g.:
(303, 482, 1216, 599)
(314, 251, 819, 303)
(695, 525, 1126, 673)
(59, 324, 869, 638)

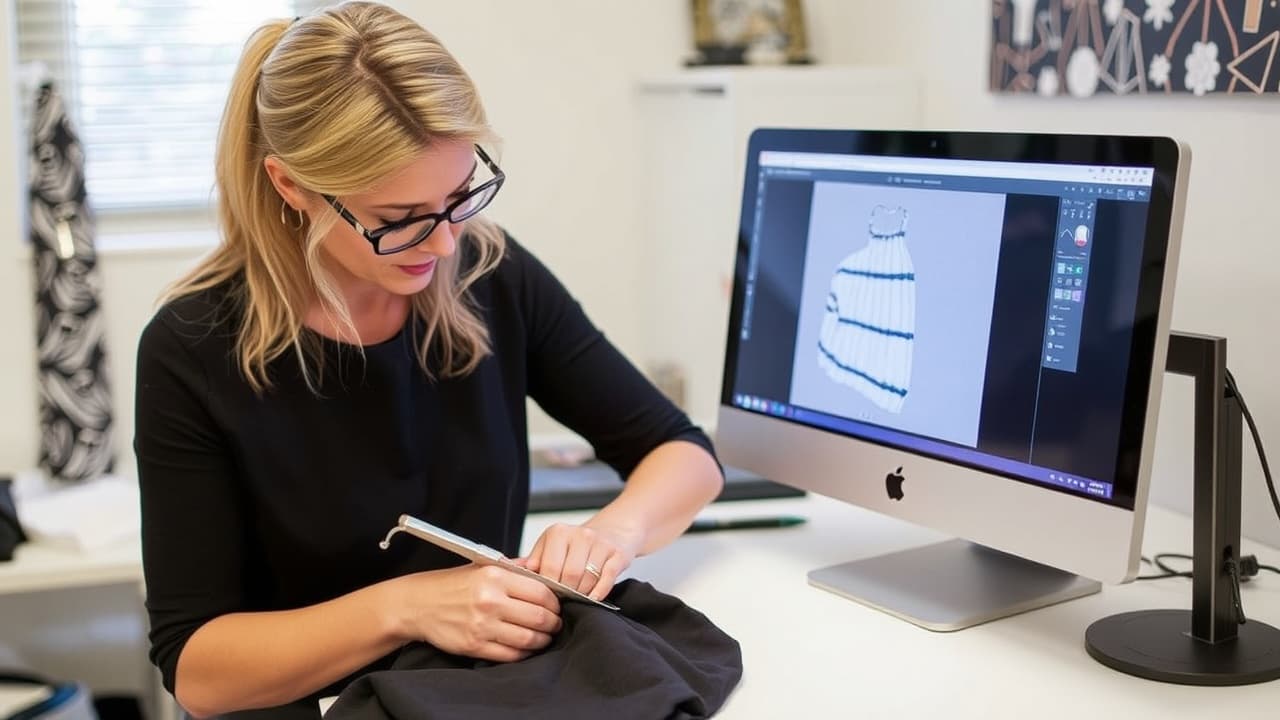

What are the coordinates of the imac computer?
(716, 129, 1188, 631)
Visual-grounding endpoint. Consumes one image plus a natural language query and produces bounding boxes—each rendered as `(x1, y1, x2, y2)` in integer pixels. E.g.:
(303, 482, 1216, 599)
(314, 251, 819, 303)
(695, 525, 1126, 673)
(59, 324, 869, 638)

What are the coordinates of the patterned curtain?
(28, 82, 114, 484)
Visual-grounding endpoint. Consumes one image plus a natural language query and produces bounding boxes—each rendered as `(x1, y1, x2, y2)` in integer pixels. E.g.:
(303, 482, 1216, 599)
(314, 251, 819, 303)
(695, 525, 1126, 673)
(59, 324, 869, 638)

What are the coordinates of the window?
(15, 1, 325, 214)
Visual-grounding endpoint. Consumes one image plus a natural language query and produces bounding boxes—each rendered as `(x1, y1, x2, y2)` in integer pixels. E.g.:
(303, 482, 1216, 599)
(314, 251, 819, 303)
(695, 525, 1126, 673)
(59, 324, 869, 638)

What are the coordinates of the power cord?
(1136, 553, 1278, 625)
(1239, 554, 1280, 578)
(1136, 553, 1192, 581)
(1227, 557, 1247, 624)
(1141, 556, 1187, 576)
(1225, 368, 1280, 527)
(1138, 552, 1280, 580)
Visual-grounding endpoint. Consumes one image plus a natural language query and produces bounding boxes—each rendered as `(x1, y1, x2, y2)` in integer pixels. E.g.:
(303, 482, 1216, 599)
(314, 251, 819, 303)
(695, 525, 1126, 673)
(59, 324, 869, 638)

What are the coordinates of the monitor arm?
(1086, 331, 1280, 685)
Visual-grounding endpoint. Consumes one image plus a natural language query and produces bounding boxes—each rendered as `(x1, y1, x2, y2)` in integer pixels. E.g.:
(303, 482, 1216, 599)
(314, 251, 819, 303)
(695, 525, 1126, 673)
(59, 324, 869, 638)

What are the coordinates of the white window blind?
(16, 0, 327, 212)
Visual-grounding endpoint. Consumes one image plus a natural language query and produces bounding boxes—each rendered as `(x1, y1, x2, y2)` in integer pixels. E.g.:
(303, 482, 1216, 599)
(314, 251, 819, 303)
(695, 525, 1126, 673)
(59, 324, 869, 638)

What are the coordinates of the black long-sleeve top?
(133, 236, 717, 717)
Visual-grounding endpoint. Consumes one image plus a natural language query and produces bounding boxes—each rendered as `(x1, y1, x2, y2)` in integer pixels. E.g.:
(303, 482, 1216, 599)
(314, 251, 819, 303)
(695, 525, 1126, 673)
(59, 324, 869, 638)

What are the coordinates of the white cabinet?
(634, 66, 921, 426)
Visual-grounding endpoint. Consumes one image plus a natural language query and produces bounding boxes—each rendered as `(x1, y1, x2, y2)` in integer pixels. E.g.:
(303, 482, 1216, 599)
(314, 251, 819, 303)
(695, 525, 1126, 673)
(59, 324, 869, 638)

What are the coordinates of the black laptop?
(528, 462, 803, 513)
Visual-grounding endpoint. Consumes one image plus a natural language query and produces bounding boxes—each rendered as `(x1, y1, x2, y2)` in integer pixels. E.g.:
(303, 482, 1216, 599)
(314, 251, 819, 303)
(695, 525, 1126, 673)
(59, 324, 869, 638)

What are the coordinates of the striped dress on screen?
(818, 205, 916, 414)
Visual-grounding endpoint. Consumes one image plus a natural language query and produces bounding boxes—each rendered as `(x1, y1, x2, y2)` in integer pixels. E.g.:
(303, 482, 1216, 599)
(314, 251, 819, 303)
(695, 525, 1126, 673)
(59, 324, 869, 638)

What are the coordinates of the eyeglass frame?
(321, 145, 505, 256)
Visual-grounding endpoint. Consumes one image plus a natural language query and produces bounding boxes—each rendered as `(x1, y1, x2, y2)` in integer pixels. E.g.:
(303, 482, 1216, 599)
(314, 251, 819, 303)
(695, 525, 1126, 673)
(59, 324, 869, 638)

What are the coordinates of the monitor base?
(1086, 610, 1280, 685)
(808, 538, 1100, 631)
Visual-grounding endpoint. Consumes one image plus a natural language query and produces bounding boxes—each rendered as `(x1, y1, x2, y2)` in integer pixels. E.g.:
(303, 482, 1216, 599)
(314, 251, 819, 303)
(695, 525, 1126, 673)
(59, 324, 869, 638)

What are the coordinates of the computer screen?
(716, 130, 1187, 627)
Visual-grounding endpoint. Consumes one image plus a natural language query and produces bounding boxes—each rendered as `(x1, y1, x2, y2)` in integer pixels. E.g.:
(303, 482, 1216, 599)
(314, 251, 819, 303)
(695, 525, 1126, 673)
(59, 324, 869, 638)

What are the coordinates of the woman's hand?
(390, 564, 562, 663)
(520, 521, 643, 601)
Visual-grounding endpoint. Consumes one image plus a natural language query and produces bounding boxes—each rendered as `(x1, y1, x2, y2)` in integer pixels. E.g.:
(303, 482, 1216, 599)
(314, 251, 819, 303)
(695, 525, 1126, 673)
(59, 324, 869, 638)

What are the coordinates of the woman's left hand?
(518, 522, 642, 601)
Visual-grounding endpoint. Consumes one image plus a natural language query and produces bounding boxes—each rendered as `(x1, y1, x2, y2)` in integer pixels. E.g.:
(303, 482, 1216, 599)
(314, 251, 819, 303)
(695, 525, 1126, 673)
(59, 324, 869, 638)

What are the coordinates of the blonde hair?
(164, 1, 505, 393)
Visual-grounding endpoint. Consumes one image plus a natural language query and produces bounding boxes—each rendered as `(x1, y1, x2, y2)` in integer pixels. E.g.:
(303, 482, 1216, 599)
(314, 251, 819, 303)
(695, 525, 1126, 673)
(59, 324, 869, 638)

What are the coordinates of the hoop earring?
(280, 200, 305, 231)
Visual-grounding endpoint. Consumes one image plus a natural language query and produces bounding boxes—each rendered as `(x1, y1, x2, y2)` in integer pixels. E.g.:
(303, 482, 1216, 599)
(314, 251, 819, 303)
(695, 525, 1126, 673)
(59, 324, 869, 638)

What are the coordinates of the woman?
(134, 3, 723, 717)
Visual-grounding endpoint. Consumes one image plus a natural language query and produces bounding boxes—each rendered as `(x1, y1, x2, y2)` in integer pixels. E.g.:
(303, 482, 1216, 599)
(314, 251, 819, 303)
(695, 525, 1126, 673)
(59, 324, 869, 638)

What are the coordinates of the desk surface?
(525, 496, 1280, 720)
(0, 536, 141, 595)
(4, 495, 1277, 718)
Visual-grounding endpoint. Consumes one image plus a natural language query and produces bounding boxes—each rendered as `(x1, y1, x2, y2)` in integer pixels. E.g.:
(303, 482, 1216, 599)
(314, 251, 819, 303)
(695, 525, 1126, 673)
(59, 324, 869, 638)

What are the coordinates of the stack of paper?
(15, 474, 140, 552)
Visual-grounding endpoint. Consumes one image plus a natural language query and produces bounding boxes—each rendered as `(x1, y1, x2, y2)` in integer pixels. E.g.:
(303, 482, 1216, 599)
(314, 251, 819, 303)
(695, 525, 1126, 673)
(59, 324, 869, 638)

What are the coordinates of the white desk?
(0, 537, 141, 595)
(525, 495, 1280, 720)
(3, 495, 1277, 719)
(0, 535, 156, 717)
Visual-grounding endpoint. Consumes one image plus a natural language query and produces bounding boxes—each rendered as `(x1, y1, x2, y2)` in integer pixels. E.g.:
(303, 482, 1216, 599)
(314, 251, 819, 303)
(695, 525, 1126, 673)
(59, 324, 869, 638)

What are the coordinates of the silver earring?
(280, 200, 305, 230)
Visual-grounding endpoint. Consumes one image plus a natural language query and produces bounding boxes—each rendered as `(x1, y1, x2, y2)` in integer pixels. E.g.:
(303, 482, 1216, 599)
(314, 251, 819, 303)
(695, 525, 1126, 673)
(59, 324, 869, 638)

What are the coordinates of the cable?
(1135, 552, 1277, 586)
(1135, 554, 1192, 581)
(1236, 554, 1280, 581)
(1225, 558, 1248, 624)
(1154, 553, 1192, 576)
(1225, 368, 1280, 527)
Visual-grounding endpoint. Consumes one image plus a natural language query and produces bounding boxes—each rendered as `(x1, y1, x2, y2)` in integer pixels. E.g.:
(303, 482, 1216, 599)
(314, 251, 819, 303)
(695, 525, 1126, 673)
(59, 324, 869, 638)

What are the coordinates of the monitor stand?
(1086, 331, 1280, 685)
(809, 539, 1100, 631)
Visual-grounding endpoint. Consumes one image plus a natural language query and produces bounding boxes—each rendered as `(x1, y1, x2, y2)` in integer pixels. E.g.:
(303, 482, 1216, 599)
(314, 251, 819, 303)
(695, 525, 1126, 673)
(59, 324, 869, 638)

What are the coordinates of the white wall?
(394, 0, 684, 357)
(0, 0, 37, 475)
(816, 0, 1280, 547)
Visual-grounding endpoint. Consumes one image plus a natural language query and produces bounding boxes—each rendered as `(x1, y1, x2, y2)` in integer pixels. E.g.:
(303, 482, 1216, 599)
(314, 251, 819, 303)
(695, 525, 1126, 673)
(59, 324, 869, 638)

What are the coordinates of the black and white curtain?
(28, 82, 114, 484)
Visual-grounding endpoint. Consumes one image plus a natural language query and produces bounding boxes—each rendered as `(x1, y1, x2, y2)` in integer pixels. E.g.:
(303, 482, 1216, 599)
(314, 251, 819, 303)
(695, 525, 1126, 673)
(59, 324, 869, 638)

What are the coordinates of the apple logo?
(886, 467, 905, 501)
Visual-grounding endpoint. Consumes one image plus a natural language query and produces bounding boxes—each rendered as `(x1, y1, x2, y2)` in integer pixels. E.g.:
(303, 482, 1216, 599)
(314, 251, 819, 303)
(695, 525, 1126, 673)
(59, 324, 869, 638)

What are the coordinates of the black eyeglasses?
(322, 145, 505, 255)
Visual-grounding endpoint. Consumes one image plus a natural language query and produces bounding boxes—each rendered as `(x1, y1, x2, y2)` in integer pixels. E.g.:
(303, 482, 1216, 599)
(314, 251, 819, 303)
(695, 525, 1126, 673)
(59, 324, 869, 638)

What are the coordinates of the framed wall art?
(991, 0, 1280, 96)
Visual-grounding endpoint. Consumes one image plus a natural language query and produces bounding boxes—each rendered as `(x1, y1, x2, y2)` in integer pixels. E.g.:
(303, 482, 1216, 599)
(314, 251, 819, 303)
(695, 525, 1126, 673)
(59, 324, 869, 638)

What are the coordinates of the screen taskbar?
(730, 394, 1115, 501)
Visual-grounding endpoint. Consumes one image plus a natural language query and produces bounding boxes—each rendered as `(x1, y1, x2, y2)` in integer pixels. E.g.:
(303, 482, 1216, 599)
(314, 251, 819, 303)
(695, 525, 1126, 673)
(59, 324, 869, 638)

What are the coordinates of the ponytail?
(218, 19, 290, 242)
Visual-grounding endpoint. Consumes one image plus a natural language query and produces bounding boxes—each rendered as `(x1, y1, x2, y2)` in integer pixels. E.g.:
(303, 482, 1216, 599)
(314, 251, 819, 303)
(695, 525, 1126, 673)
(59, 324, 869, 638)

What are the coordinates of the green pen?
(685, 516, 807, 533)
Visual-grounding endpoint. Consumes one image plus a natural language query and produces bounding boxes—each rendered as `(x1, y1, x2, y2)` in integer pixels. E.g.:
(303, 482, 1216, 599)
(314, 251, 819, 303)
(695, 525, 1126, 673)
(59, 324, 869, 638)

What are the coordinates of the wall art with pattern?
(991, 0, 1280, 96)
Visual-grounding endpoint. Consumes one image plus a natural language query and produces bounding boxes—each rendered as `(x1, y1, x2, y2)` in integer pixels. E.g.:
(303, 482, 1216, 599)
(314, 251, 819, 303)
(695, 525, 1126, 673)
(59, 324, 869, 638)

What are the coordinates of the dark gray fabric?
(0, 477, 26, 562)
(327, 580, 742, 720)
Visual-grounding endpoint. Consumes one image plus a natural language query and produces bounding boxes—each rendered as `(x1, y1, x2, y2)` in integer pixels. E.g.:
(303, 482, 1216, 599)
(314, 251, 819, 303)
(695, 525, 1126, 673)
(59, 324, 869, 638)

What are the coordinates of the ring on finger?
(584, 561, 602, 578)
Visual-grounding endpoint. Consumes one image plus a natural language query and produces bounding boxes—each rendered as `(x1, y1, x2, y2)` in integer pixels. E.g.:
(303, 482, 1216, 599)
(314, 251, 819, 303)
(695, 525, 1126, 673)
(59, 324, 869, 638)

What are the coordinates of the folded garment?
(14, 474, 139, 552)
(327, 579, 743, 720)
